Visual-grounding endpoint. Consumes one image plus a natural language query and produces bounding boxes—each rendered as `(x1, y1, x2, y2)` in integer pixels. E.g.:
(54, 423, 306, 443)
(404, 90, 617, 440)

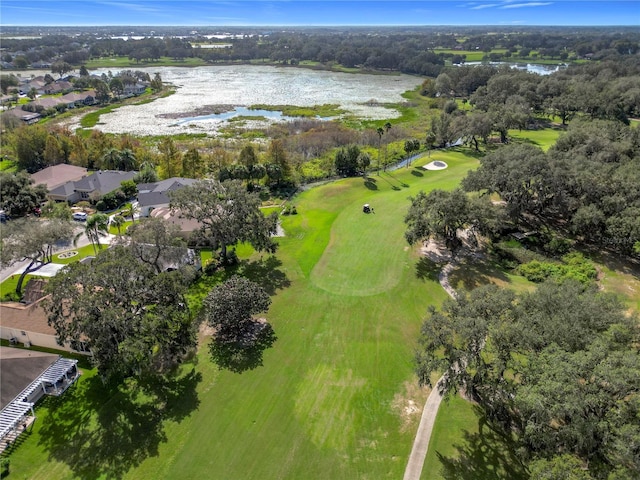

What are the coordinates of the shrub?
(517, 252, 597, 285)
(544, 236, 572, 256)
(1, 457, 9, 476)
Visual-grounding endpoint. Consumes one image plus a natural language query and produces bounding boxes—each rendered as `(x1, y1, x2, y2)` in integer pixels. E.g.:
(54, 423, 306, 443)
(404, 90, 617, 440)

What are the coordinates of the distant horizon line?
(3, 24, 639, 28)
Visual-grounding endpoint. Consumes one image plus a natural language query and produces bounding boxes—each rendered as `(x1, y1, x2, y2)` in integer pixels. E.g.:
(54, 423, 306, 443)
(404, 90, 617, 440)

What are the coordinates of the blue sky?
(1, 1, 639, 26)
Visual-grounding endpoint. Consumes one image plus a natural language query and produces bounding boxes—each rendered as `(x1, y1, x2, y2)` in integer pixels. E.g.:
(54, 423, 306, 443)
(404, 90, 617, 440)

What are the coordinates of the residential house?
(137, 177, 198, 217)
(42, 80, 73, 95)
(30, 164, 88, 192)
(18, 77, 46, 95)
(7, 107, 40, 124)
(0, 346, 80, 448)
(123, 82, 148, 96)
(60, 90, 96, 108)
(150, 206, 201, 241)
(48, 170, 136, 203)
(0, 298, 85, 353)
(32, 97, 65, 110)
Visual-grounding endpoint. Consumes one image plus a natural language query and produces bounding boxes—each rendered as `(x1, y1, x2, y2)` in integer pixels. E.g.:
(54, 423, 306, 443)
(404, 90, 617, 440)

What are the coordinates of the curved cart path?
(403, 260, 457, 480)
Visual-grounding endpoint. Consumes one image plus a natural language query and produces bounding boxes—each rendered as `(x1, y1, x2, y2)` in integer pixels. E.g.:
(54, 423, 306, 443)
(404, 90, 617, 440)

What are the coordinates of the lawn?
(0, 244, 108, 299)
(509, 127, 563, 151)
(5, 148, 480, 479)
(84, 56, 208, 69)
(421, 395, 527, 480)
(0, 158, 17, 172)
(53, 243, 108, 263)
(0, 274, 44, 300)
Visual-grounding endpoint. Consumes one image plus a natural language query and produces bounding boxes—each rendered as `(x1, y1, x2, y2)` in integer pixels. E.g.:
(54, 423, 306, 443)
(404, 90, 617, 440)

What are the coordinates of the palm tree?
(118, 149, 137, 171)
(376, 127, 384, 175)
(122, 203, 139, 223)
(383, 122, 392, 171)
(75, 213, 109, 255)
(102, 148, 121, 170)
(111, 215, 126, 235)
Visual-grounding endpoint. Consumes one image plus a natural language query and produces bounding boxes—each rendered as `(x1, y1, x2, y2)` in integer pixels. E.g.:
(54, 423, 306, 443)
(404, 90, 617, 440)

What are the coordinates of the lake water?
(462, 62, 566, 75)
(90, 65, 423, 136)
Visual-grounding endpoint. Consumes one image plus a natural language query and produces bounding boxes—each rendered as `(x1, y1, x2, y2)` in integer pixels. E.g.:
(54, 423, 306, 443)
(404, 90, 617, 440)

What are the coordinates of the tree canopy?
(462, 120, 640, 256)
(45, 246, 197, 381)
(202, 275, 276, 372)
(404, 188, 505, 256)
(416, 281, 639, 479)
(169, 179, 278, 260)
(0, 171, 48, 218)
(0, 218, 74, 296)
(120, 216, 189, 274)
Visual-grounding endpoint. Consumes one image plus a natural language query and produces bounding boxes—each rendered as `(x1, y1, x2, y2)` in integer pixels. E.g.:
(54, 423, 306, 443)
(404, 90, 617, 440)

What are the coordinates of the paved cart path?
(403, 260, 457, 480)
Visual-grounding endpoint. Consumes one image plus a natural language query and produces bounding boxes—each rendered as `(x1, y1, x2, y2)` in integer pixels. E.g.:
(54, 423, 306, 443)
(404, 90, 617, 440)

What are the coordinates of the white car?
(72, 212, 88, 221)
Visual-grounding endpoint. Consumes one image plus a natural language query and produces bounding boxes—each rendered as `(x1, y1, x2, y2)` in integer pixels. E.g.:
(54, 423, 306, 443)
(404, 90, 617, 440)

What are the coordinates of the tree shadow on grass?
(238, 255, 290, 295)
(363, 176, 378, 190)
(448, 258, 511, 292)
(209, 322, 277, 374)
(437, 411, 528, 480)
(411, 168, 424, 177)
(415, 257, 443, 282)
(37, 367, 201, 480)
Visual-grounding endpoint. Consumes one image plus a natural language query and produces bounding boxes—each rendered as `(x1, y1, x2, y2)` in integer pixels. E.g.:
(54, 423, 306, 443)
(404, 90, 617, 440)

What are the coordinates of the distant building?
(7, 107, 40, 124)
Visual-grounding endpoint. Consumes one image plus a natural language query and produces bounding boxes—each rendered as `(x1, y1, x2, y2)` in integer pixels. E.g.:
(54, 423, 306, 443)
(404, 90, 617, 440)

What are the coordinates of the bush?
(98, 189, 127, 211)
(517, 260, 562, 283)
(544, 236, 572, 256)
(1, 457, 9, 476)
(282, 204, 298, 215)
(203, 249, 239, 274)
(517, 252, 597, 285)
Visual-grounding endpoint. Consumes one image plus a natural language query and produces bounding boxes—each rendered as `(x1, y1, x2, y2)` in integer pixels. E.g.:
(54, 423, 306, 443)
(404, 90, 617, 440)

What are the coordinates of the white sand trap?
(423, 161, 448, 171)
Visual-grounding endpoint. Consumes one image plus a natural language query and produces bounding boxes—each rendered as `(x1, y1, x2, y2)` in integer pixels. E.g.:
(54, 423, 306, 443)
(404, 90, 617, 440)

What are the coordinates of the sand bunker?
(423, 161, 448, 171)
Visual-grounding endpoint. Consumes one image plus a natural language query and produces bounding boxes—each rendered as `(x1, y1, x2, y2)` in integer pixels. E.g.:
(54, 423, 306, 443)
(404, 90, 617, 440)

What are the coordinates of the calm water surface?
(90, 65, 423, 136)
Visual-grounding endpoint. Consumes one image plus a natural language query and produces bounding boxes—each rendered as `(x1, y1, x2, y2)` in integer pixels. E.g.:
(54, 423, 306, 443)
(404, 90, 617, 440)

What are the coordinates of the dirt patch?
(392, 381, 431, 433)
(419, 238, 451, 264)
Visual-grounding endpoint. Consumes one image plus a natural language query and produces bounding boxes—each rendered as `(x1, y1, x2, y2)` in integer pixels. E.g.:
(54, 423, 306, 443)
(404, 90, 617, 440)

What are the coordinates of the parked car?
(72, 212, 87, 221)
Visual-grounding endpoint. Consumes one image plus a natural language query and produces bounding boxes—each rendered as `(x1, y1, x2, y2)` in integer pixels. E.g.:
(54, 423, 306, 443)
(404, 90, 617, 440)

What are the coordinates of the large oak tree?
(416, 281, 639, 478)
(202, 275, 276, 372)
(1, 219, 74, 295)
(45, 246, 197, 381)
(169, 179, 278, 261)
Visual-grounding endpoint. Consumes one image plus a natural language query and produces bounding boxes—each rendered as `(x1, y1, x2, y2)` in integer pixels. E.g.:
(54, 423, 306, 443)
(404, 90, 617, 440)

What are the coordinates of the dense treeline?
(463, 119, 640, 255)
(424, 56, 640, 131)
(417, 281, 640, 479)
(2, 27, 639, 77)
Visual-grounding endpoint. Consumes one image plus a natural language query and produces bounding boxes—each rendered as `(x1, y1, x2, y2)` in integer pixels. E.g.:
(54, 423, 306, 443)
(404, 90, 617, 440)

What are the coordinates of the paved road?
(403, 260, 457, 480)
(0, 224, 115, 283)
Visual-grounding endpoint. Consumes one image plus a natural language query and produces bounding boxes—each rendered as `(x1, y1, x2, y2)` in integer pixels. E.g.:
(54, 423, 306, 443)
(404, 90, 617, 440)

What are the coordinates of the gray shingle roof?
(73, 170, 136, 195)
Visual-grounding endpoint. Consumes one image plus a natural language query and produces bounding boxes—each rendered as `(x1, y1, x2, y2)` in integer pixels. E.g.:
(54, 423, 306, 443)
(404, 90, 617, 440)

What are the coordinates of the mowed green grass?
(5, 149, 478, 480)
(421, 395, 526, 480)
(509, 127, 563, 151)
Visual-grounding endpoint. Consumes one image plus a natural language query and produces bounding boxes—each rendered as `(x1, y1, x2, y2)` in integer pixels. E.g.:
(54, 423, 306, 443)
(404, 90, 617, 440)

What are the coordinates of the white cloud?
(470, 4, 501, 9)
(97, 1, 161, 13)
(500, 2, 553, 8)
